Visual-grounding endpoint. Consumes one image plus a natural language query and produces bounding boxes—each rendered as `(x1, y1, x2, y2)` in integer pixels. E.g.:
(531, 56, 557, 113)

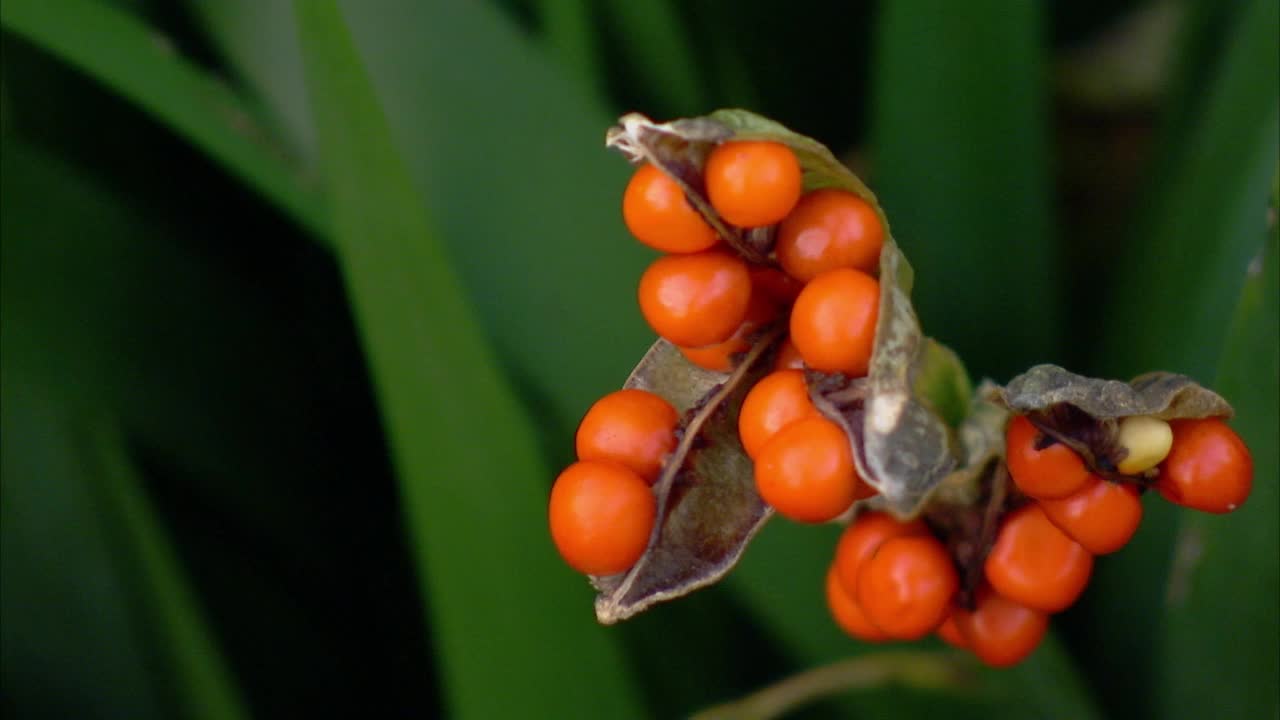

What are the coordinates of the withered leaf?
(987, 364, 1234, 475)
(990, 364, 1234, 420)
(809, 237, 962, 519)
(590, 330, 783, 624)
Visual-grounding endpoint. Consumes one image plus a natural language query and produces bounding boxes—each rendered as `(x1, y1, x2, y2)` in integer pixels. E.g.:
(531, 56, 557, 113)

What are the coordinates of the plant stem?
(689, 651, 974, 720)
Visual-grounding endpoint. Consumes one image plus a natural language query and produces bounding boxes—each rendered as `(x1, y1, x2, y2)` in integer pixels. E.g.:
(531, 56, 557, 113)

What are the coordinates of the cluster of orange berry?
(550, 139, 889, 576)
(545, 135, 1255, 670)
(826, 413, 1252, 667)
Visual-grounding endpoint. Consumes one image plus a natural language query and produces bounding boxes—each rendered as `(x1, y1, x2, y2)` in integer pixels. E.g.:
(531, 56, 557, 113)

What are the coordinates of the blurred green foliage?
(1, 1, 1275, 718)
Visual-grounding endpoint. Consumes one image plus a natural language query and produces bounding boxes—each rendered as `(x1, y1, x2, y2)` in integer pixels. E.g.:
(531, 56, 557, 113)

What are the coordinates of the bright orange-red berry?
(776, 189, 884, 282)
(737, 369, 820, 459)
(985, 503, 1093, 613)
(705, 141, 803, 227)
(637, 250, 752, 347)
(622, 163, 719, 253)
(750, 266, 804, 307)
(937, 612, 968, 649)
(773, 337, 805, 371)
(789, 268, 880, 376)
(825, 567, 888, 642)
(856, 535, 958, 640)
(1156, 418, 1253, 514)
(833, 511, 928, 598)
(575, 389, 679, 483)
(1039, 476, 1143, 555)
(549, 461, 656, 575)
(678, 294, 778, 372)
(754, 416, 866, 523)
(952, 587, 1049, 668)
(1005, 415, 1092, 499)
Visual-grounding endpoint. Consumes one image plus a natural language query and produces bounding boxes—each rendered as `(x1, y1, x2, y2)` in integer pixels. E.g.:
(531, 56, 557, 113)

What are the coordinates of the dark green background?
(1, 1, 1276, 718)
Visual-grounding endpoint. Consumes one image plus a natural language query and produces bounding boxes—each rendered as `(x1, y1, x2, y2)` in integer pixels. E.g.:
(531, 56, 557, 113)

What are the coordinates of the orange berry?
(737, 369, 820, 459)
(1156, 418, 1253, 514)
(776, 189, 884, 281)
(832, 511, 929, 598)
(825, 567, 888, 642)
(638, 250, 752, 347)
(789, 268, 880, 376)
(952, 587, 1049, 668)
(575, 389, 679, 483)
(705, 141, 803, 227)
(985, 503, 1093, 613)
(622, 163, 719, 253)
(754, 416, 862, 523)
(678, 294, 778, 372)
(1039, 476, 1143, 555)
(750, 266, 804, 306)
(773, 337, 805, 371)
(856, 535, 958, 640)
(1005, 415, 1092, 499)
(937, 612, 968, 650)
(548, 461, 655, 575)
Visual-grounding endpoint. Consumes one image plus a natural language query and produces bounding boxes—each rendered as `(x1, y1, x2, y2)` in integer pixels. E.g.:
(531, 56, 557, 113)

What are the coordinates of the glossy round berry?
(678, 294, 778, 372)
(638, 250, 752, 348)
(790, 268, 880, 376)
(833, 511, 929, 599)
(937, 613, 968, 650)
(1156, 418, 1253, 514)
(985, 503, 1093, 613)
(755, 416, 862, 523)
(1115, 415, 1173, 475)
(705, 141, 803, 227)
(953, 587, 1049, 668)
(856, 535, 958, 640)
(772, 337, 805, 371)
(622, 163, 719, 253)
(825, 567, 887, 642)
(776, 189, 884, 281)
(1039, 475, 1143, 555)
(576, 389, 679, 483)
(738, 369, 820, 459)
(1005, 415, 1092, 499)
(549, 461, 656, 575)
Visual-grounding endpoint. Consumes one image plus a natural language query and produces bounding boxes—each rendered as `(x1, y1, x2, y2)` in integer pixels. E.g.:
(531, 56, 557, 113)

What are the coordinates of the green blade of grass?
(1156, 176, 1278, 720)
(0, 0, 326, 237)
(292, 3, 643, 717)
(869, 0, 1058, 382)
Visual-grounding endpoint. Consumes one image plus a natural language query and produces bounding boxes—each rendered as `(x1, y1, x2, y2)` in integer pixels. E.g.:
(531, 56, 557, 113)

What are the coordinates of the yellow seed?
(1116, 415, 1173, 474)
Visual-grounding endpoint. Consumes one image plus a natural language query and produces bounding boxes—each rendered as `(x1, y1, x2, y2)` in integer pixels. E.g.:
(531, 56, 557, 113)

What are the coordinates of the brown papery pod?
(590, 331, 782, 624)
(987, 364, 1234, 474)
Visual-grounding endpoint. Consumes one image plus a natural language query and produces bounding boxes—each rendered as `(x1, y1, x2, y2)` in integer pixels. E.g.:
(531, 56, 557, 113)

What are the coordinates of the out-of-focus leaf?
(1156, 176, 1278, 720)
(0, 0, 326, 237)
(1095, 0, 1279, 378)
(870, 0, 1058, 382)
(1075, 1, 1278, 715)
(599, 0, 705, 115)
(536, 0, 605, 96)
(593, 333, 780, 623)
(0, 381, 245, 720)
(89, 424, 250, 720)
(292, 3, 643, 717)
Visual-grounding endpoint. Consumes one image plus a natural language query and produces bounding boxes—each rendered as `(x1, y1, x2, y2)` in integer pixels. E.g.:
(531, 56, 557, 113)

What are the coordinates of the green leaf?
(870, 0, 1058, 382)
(292, 3, 643, 717)
(1156, 173, 1278, 720)
(0, 0, 326, 238)
(1077, 1, 1278, 715)
(0, 382, 246, 720)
